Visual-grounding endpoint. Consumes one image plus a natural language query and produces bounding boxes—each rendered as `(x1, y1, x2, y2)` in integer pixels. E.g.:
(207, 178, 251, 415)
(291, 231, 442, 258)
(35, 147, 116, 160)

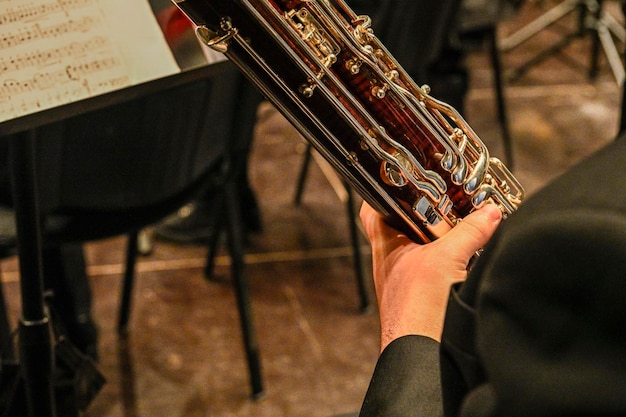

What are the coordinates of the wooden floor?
(1, 1, 623, 416)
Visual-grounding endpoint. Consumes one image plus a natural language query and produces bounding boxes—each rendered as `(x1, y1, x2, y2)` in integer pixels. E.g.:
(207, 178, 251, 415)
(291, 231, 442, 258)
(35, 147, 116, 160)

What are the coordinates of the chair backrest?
(34, 69, 254, 214)
(368, 0, 464, 76)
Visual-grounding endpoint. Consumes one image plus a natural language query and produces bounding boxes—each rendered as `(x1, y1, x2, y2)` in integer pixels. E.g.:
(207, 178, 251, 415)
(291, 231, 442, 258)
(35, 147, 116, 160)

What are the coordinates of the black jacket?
(360, 135, 626, 416)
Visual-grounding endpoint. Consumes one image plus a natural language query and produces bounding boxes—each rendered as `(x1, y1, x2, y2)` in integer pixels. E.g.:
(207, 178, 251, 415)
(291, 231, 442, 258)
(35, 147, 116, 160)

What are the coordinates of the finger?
(440, 204, 502, 259)
(360, 202, 393, 240)
(360, 202, 413, 245)
(359, 202, 377, 232)
(359, 202, 379, 241)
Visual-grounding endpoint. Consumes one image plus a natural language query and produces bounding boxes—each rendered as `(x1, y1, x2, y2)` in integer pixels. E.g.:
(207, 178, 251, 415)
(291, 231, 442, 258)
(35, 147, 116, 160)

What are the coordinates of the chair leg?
(204, 195, 226, 280)
(0, 272, 16, 362)
(223, 181, 264, 399)
(488, 26, 514, 169)
(293, 143, 313, 206)
(345, 184, 370, 312)
(619, 3, 626, 135)
(621, 67, 626, 135)
(204, 226, 223, 280)
(117, 232, 139, 335)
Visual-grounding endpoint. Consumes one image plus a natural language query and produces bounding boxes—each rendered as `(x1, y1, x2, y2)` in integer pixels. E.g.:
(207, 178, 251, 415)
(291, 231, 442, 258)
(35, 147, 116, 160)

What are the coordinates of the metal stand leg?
(501, 0, 587, 81)
(501, 0, 625, 83)
(591, 2, 626, 83)
(500, 0, 583, 51)
(9, 129, 56, 417)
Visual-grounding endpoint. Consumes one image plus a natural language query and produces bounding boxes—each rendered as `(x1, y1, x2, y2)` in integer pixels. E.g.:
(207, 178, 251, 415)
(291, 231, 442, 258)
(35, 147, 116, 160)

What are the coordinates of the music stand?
(500, 0, 625, 84)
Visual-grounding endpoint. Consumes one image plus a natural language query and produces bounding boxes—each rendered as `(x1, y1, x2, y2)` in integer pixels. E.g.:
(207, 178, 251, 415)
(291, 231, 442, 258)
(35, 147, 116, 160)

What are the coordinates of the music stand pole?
(9, 129, 56, 417)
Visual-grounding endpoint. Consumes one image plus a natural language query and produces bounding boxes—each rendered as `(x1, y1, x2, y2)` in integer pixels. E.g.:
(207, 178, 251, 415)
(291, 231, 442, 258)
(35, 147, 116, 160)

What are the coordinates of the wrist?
(378, 293, 448, 351)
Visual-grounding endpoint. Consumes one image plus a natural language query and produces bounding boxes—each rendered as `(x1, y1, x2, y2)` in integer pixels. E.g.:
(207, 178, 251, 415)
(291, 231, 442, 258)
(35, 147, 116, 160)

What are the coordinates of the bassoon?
(172, 0, 524, 242)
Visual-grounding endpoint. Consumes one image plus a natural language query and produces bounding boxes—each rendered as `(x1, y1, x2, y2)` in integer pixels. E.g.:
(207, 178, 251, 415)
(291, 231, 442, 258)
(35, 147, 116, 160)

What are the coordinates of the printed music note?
(0, 0, 179, 122)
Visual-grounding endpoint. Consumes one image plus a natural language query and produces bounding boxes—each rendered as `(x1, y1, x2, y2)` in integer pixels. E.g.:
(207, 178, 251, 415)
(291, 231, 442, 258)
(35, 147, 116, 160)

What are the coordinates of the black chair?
(0, 69, 265, 403)
(351, 0, 467, 93)
(457, 0, 519, 169)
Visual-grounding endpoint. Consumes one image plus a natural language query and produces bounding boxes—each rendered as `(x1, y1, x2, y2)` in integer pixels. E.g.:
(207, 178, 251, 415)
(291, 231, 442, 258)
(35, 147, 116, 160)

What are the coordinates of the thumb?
(439, 204, 503, 260)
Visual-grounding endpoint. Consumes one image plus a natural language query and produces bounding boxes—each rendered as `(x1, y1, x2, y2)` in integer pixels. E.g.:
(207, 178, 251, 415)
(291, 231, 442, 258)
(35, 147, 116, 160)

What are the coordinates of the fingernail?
(485, 204, 503, 223)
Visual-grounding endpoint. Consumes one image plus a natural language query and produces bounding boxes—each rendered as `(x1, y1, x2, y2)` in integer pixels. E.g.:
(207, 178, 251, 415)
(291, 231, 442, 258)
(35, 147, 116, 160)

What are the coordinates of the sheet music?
(0, 0, 180, 123)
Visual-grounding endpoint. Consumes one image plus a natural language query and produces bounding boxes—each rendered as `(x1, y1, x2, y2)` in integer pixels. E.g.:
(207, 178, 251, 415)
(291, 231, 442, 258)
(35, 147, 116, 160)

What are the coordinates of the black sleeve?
(359, 335, 443, 417)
